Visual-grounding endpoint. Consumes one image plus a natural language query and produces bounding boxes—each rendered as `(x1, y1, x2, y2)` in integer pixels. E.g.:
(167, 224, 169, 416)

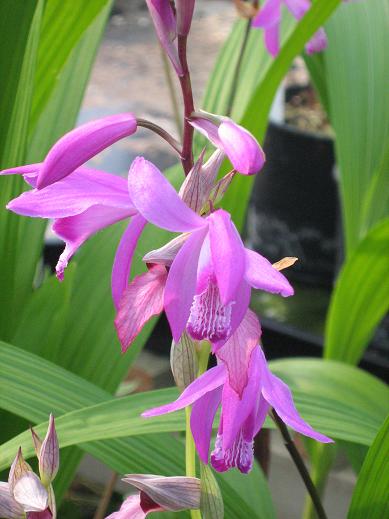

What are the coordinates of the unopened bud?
(170, 332, 198, 391)
(38, 415, 59, 486)
(176, 0, 195, 36)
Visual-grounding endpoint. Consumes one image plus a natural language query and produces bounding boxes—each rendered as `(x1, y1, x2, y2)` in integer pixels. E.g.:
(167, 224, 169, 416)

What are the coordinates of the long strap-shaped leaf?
(1, 342, 388, 466)
(347, 415, 389, 519)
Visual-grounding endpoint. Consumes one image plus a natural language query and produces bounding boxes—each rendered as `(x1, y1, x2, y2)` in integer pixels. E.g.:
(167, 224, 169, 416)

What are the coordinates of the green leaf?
(347, 416, 389, 519)
(322, 0, 389, 254)
(324, 218, 389, 364)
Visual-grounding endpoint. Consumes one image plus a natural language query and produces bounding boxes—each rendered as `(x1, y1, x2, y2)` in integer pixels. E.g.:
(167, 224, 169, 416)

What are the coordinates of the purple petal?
(252, 0, 281, 28)
(164, 226, 208, 342)
(143, 233, 188, 267)
(218, 121, 265, 175)
(27, 509, 53, 519)
(216, 309, 261, 396)
(257, 348, 333, 443)
(284, 0, 310, 19)
(7, 167, 133, 218)
(305, 28, 328, 55)
(142, 364, 226, 417)
(265, 24, 280, 57)
(220, 349, 262, 451)
(111, 214, 147, 308)
(13, 473, 48, 512)
(0, 482, 25, 519)
(190, 386, 222, 463)
(128, 157, 205, 232)
(37, 113, 137, 189)
(53, 206, 134, 281)
(208, 209, 246, 304)
(105, 494, 151, 519)
(189, 119, 223, 149)
(115, 264, 167, 352)
(245, 248, 294, 296)
(146, 0, 183, 76)
(0, 163, 40, 187)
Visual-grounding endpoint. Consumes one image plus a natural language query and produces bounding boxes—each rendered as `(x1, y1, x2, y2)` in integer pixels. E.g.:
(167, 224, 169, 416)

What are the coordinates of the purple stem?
(178, 35, 195, 176)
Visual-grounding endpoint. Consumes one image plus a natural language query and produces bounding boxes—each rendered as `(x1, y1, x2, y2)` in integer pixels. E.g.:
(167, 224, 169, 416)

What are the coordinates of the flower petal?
(208, 209, 246, 304)
(7, 167, 133, 218)
(0, 482, 25, 519)
(216, 309, 261, 396)
(146, 0, 183, 75)
(13, 473, 48, 513)
(105, 494, 151, 519)
(176, 0, 195, 36)
(284, 0, 310, 19)
(190, 386, 222, 463)
(189, 119, 223, 148)
(37, 113, 137, 189)
(115, 264, 167, 352)
(143, 233, 188, 266)
(220, 350, 261, 451)
(0, 163, 40, 187)
(38, 415, 59, 486)
(111, 214, 147, 308)
(218, 121, 265, 175)
(245, 248, 294, 296)
(122, 475, 200, 512)
(305, 27, 328, 55)
(257, 348, 333, 443)
(164, 226, 208, 342)
(142, 364, 226, 417)
(53, 206, 134, 281)
(252, 0, 281, 28)
(265, 24, 280, 57)
(128, 157, 205, 232)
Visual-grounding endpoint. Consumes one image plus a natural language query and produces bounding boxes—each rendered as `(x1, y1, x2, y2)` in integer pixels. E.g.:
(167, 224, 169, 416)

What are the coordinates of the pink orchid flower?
(1, 164, 139, 284)
(252, 0, 328, 57)
(106, 475, 200, 519)
(143, 312, 332, 474)
(115, 156, 292, 352)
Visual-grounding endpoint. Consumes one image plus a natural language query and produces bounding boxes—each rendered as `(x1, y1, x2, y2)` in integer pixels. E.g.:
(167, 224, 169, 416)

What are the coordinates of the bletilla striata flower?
(143, 311, 332, 474)
(252, 0, 328, 57)
(105, 475, 200, 519)
(114, 156, 292, 352)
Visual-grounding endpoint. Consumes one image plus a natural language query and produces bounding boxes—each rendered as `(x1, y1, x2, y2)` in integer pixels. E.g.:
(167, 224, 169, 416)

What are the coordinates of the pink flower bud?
(176, 0, 195, 36)
(38, 415, 59, 486)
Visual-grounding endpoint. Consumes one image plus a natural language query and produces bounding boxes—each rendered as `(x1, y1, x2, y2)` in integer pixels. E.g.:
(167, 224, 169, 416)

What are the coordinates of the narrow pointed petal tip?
(305, 27, 328, 55)
(37, 113, 137, 189)
(39, 415, 59, 486)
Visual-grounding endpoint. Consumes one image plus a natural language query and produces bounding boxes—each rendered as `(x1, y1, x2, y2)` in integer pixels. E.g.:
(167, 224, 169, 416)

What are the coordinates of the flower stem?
(271, 410, 329, 519)
(178, 35, 195, 176)
(137, 118, 182, 155)
(186, 407, 202, 519)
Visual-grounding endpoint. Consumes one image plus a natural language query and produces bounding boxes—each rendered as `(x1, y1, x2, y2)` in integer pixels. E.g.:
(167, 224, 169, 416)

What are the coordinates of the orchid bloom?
(143, 312, 332, 474)
(105, 475, 200, 519)
(115, 156, 292, 352)
(1, 164, 139, 283)
(0, 416, 59, 519)
(146, 0, 195, 76)
(252, 0, 328, 57)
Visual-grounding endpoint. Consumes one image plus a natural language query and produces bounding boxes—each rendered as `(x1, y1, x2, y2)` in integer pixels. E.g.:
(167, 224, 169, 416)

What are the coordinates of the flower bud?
(170, 332, 198, 391)
(8, 449, 33, 494)
(190, 113, 265, 175)
(38, 415, 59, 486)
(176, 0, 195, 36)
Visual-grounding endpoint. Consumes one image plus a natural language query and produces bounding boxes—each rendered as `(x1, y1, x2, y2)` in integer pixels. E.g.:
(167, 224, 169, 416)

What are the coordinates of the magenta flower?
(35, 112, 137, 189)
(105, 475, 200, 519)
(1, 165, 139, 286)
(252, 0, 328, 57)
(190, 113, 265, 175)
(143, 312, 333, 474)
(115, 156, 292, 351)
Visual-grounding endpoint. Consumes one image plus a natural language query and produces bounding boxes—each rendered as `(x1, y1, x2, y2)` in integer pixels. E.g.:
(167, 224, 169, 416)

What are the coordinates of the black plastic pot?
(246, 120, 340, 287)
